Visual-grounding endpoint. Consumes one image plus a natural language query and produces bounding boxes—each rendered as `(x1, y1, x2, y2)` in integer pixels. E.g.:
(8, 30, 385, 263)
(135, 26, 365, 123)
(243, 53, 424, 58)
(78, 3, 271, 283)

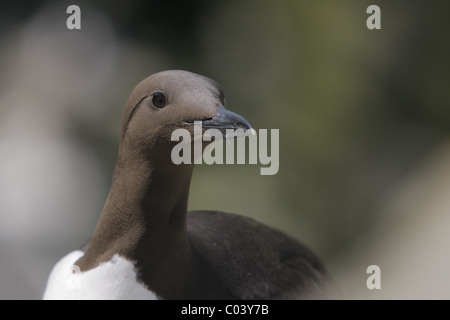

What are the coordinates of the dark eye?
(151, 92, 166, 109)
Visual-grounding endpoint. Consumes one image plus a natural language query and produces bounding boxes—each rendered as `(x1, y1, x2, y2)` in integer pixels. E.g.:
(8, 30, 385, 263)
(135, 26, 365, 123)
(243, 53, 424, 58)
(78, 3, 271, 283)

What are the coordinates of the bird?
(43, 70, 332, 300)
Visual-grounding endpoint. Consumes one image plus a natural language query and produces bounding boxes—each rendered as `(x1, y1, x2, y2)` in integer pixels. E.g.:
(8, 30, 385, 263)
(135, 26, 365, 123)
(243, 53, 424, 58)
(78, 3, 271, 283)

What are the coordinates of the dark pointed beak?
(200, 107, 254, 136)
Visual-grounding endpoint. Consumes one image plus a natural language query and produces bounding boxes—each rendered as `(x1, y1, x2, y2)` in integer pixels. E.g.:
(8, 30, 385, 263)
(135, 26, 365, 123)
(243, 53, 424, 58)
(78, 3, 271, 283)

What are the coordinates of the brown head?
(118, 70, 253, 164)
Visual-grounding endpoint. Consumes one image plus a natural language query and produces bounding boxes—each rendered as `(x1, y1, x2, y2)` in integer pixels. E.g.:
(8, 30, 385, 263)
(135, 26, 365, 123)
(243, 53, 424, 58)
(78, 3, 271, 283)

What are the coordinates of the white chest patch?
(42, 250, 159, 300)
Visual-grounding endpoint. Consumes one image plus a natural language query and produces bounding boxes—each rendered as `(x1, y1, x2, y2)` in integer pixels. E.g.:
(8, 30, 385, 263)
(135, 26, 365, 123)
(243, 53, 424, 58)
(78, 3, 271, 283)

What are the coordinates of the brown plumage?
(71, 70, 332, 299)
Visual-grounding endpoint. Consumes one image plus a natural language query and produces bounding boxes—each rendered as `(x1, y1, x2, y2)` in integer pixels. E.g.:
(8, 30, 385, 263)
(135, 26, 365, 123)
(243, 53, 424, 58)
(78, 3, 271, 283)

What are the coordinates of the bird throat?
(75, 146, 194, 274)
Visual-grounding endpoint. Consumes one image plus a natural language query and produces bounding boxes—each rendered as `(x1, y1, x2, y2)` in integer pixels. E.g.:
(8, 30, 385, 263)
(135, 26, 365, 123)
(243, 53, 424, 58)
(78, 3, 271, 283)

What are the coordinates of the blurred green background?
(1, 0, 449, 299)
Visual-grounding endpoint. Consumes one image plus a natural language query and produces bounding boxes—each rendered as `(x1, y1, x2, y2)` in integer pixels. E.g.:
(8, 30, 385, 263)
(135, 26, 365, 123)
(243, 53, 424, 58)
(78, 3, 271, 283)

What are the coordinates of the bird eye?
(151, 92, 167, 109)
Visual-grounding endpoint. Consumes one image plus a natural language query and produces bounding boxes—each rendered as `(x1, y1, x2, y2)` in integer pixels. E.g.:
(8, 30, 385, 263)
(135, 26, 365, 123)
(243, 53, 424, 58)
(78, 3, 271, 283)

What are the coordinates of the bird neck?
(76, 143, 195, 271)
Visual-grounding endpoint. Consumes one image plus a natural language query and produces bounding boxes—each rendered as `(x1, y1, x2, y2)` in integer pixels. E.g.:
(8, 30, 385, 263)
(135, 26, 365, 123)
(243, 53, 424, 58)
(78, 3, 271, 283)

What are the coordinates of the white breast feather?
(42, 250, 158, 300)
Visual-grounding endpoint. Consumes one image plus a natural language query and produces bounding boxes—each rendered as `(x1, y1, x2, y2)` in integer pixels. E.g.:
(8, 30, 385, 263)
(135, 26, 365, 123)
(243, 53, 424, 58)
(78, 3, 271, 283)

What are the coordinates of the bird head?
(119, 70, 254, 160)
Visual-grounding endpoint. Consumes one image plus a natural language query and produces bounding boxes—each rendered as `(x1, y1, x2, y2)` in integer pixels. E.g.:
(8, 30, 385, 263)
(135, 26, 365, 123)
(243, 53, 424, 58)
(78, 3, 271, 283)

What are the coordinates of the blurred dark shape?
(91, 0, 220, 63)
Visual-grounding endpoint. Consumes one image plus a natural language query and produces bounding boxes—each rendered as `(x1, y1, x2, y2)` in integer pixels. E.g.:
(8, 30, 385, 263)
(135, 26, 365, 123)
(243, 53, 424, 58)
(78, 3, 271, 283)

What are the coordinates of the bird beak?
(200, 107, 255, 137)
